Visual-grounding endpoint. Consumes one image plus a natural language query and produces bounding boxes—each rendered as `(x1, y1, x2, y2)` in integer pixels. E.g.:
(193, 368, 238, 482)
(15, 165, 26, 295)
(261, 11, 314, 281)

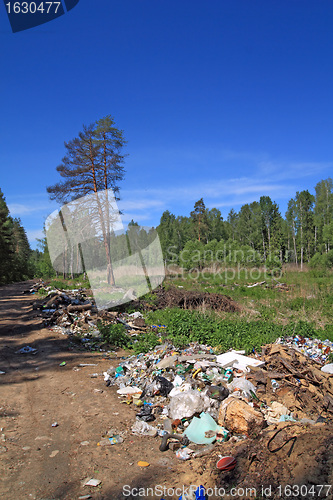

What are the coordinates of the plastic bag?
(206, 385, 229, 401)
(169, 382, 192, 398)
(227, 378, 256, 399)
(136, 406, 155, 422)
(142, 376, 173, 398)
(168, 390, 210, 420)
(184, 412, 220, 444)
(131, 420, 158, 437)
(155, 376, 174, 396)
(175, 448, 191, 460)
(321, 363, 333, 374)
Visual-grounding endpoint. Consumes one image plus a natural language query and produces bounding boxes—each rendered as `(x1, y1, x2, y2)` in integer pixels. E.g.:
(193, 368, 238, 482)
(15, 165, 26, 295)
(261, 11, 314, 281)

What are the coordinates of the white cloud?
(8, 201, 55, 216)
(119, 157, 331, 220)
(8, 203, 36, 216)
(118, 199, 165, 211)
(26, 229, 44, 241)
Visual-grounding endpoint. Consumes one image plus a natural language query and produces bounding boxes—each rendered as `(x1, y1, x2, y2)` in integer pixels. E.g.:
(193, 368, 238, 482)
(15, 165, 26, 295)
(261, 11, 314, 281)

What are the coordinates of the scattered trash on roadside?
(216, 455, 237, 471)
(27, 282, 333, 482)
(16, 346, 37, 355)
(101, 335, 333, 466)
(83, 478, 101, 487)
(137, 460, 150, 467)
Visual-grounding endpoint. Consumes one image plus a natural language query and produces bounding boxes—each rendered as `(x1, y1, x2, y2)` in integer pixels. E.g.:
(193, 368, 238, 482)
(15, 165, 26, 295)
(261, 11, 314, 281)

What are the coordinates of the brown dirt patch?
(139, 285, 240, 312)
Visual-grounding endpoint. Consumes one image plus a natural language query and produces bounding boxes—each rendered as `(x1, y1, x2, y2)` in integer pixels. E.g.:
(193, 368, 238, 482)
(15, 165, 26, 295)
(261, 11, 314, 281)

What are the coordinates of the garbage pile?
(29, 283, 151, 348)
(31, 285, 98, 334)
(105, 339, 333, 460)
(275, 334, 333, 364)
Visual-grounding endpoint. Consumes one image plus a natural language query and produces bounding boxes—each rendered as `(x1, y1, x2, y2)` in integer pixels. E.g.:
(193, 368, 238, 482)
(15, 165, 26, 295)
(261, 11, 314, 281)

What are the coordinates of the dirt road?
(0, 281, 204, 499)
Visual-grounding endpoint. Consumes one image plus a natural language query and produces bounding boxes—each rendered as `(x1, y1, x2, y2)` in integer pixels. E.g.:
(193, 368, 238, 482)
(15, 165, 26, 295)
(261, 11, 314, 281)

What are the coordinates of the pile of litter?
(276, 334, 333, 364)
(28, 282, 149, 346)
(104, 338, 333, 462)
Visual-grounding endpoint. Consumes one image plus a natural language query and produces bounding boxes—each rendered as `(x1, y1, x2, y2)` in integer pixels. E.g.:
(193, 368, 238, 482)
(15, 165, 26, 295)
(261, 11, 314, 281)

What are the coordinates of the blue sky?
(1, 0, 333, 248)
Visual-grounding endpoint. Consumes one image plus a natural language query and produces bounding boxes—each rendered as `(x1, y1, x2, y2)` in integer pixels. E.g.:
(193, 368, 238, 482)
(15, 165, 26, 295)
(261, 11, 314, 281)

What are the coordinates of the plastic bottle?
(98, 435, 123, 445)
(223, 367, 233, 383)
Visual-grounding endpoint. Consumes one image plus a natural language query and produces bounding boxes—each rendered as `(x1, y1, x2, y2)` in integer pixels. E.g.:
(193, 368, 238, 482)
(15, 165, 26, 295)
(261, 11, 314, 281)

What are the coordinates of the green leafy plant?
(97, 321, 131, 348)
(132, 331, 160, 354)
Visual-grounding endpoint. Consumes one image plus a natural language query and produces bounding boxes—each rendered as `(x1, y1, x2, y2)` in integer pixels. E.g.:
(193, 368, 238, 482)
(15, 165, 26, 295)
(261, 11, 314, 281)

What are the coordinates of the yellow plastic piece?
(192, 368, 202, 379)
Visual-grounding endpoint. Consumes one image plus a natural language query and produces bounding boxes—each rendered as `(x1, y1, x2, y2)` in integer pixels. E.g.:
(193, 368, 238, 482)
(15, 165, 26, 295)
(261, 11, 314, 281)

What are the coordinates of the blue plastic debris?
(178, 485, 206, 500)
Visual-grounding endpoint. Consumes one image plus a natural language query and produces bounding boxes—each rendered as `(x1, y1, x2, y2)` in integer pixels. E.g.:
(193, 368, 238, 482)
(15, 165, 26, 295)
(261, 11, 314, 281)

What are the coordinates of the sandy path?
(0, 281, 202, 500)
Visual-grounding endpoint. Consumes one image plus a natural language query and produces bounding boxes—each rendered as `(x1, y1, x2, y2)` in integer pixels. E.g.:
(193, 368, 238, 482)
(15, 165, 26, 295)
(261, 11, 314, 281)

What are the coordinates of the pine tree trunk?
(90, 142, 115, 286)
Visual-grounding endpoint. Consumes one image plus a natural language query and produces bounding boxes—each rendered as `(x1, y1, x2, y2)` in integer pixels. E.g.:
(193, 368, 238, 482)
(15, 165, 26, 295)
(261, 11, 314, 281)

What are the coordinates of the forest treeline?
(2, 177, 333, 285)
(156, 178, 333, 270)
(0, 188, 35, 285)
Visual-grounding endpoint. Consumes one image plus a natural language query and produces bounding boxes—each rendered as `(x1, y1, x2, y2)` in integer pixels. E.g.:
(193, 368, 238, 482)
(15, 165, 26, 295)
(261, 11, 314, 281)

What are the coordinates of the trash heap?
(105, 339, 333, 460)
(31, 286, 99, 334)
(275, 334, 333, 364)
(30, 283, 149, 344)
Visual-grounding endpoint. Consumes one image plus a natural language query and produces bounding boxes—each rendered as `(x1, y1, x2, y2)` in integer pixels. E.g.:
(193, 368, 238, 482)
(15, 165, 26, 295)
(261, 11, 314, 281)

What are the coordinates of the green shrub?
(97, 322, 131, 348)
(132, 331, 160, 354)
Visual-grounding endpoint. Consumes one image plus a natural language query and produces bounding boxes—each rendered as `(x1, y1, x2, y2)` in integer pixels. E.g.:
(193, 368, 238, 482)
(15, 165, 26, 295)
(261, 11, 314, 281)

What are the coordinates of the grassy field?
(40, 265, 333, 355)
(141, 265, 333, 354)
(166, 264, 333, 328)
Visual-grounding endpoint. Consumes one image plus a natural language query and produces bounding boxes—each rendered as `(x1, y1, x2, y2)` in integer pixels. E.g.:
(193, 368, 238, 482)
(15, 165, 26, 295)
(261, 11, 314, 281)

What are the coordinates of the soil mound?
(147, 286, 239, 312)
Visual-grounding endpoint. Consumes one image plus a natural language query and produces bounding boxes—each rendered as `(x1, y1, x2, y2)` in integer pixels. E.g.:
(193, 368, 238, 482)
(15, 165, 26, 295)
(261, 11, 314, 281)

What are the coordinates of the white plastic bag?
(131, 420, 158, 437)
(227, 378, 256, 399)
(321, 363, 333, 374)
(168, 389, 210, 420)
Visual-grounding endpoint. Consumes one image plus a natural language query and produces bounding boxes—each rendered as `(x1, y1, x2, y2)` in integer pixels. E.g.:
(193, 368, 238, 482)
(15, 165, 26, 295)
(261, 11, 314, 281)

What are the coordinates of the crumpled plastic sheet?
(168, 389, 211, 420)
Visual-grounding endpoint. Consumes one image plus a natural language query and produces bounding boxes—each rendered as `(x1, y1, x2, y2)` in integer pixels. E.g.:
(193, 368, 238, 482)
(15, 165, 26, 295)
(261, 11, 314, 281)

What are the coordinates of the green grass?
(144, 308, 333, 353)
(164, 266, 333, 329)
